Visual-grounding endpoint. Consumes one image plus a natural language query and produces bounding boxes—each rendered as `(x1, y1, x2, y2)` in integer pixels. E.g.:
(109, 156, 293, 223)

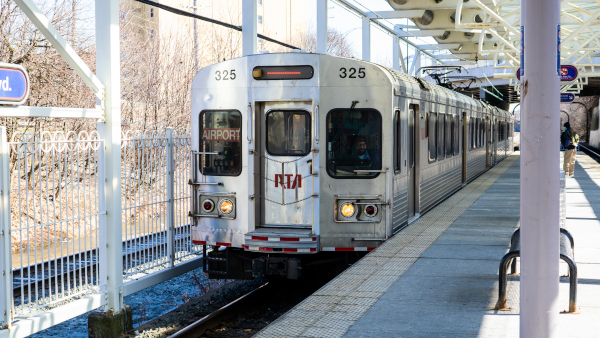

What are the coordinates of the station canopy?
(384, 0, 600, 102)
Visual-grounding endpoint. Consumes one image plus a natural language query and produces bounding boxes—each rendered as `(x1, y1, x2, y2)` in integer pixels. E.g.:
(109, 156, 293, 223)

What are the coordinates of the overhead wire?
(133, 0, 300, 50)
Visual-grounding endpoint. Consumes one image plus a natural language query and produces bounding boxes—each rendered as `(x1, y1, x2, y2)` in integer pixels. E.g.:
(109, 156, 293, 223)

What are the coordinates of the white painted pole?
(95, 0, 123, 312)
(409, 51, 421, 76)
(166, 128, 175, 268)
(242, 0, 257, 56)
(362, 17, 371, 61)
(0, 127, 13, 327)
(520, 0, 561, 336)
(392, 35, 400, 71)
(316, 0, 328, 54)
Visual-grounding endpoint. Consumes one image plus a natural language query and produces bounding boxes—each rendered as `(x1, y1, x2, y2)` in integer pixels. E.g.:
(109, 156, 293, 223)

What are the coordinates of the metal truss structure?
(385, 0, 600, 98)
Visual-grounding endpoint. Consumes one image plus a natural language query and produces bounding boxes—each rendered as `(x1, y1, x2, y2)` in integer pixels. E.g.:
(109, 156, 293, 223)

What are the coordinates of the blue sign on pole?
(520, 25, 524, 78)
(559, 65, 578, 82)
(561, 93, 575, 102)
(0, 63, 29, 105)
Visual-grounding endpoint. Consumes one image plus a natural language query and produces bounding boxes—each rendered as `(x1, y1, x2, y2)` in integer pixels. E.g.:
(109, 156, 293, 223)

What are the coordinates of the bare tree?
(264, 25, 356, 58)
(0, 0, 97, 141)
(560, 96, 599, 142)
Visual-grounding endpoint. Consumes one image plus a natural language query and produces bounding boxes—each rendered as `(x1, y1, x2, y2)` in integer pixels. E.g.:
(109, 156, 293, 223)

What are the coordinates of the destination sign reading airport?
(0, 63, 30, 105)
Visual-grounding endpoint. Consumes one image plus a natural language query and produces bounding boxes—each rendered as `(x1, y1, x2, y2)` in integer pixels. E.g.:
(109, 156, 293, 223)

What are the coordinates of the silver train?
(189, 53, 514, 279)
(590, 105, 600, 149)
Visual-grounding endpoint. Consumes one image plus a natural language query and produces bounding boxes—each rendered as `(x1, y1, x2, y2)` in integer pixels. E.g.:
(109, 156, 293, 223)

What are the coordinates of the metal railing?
(7, 130, 103, 319)
(0, 127, 200, 336)
(121, 130, 201, 280)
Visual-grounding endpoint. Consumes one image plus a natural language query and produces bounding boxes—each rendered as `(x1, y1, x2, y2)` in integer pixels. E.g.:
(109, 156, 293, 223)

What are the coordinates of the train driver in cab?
(352, 136, 380, 169)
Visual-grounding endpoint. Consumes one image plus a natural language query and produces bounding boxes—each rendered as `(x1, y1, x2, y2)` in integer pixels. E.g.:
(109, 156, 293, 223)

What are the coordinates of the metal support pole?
(0, 127, 13, 327)
(362, 17, 370, 61)
(242, 0, 257, 56)
(96, 0, 123, 312)
(13, 0, 104, 99)
(392, 35, 401, 72)
(316, 0, 328, 54)
(193, 0, 198, 70)
(166, 128, 175, 268)
(409, 51, 421, 76)
(520, 0, 561, 336)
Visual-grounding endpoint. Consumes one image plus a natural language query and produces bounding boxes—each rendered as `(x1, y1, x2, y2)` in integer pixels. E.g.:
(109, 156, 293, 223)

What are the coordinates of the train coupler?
(252, 256, 302, 280)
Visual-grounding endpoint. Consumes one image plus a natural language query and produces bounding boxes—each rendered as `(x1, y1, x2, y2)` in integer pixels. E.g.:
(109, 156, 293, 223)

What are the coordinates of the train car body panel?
(189, 53, 513, 279)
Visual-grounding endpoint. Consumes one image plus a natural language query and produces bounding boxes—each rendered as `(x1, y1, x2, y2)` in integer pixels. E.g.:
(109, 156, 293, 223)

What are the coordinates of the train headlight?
(364, 204, 378, 217)
(340, 202, 356, 218)
(202, 199, 215, 213)
(219, 199, 234, 214)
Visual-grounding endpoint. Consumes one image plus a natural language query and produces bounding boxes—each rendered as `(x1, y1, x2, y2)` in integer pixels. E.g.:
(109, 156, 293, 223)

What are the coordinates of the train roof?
(194, 52, 510, 117)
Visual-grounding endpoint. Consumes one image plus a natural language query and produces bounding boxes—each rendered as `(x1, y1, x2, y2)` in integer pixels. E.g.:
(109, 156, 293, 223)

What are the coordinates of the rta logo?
(275, 174, 302, 189)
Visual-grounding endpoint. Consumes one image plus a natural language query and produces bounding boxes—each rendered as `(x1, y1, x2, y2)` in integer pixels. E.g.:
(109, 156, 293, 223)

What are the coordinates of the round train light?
(364, 204, 378, 217)
(219, 199, 234, 214)
(340, 202, 356, 218)
(202, 199, 215, 212)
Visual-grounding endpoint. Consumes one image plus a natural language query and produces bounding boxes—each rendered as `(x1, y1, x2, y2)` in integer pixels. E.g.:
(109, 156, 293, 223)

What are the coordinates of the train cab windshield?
(326, 108, 382, 178)
(199, 110, 242, 176)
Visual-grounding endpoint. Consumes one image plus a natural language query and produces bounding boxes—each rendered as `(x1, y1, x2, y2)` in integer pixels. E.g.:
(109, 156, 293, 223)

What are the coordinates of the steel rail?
(579, 143, 600, 160)
(167, 282, 271, 338)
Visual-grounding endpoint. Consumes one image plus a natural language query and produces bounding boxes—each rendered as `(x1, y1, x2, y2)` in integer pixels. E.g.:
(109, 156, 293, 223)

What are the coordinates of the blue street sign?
(517, 65, 578, 82)
(559, 65, 578, 82)
(561, 93, 575, 102)
(0, 63, 29, 105)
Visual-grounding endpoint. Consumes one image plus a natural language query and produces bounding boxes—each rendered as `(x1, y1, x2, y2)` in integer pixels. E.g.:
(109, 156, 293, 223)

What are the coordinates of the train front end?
(190, 53, 392, 279)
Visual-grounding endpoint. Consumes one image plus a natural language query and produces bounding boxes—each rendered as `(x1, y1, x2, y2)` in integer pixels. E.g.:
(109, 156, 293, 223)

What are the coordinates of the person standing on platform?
(561, 122, 579, 177)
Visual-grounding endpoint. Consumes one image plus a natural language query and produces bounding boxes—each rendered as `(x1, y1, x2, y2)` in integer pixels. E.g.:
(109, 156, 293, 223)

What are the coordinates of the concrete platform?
(254, 152, 600, 338)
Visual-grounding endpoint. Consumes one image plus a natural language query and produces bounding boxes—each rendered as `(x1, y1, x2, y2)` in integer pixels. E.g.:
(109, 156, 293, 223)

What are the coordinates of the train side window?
(395, 110, 401, 172)
(199, 110, 242, 176)
(498, 122, 502, 141)
(438, 113, 445, 160)
(469, 118, 473, 150)
(479, 118, 484, 148)
(591, 109, 599, 132)
(326, 108, 382, 178)
(266, 110, 311, 156)
(474, 118, 478, 148)
(428, 112, 437, 163)
(446, 114, 453, 157)
(453, 114, 460, 155)
(476, 118, 480, 148)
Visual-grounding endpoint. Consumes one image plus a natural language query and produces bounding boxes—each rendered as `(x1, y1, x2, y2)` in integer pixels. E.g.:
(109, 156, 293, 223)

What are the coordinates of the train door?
(462, 112, 467, 184)
(408, 105, 419, 218)
(258, 101, 314, 228)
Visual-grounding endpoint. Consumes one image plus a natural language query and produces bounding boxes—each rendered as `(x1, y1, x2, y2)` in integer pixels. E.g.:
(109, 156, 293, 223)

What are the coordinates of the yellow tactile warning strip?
(254, 155, 519, 338)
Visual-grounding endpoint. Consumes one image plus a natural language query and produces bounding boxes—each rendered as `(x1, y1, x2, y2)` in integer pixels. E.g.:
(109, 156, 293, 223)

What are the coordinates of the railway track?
(167, 283, 271, 338)
(580, 143, 600, 162)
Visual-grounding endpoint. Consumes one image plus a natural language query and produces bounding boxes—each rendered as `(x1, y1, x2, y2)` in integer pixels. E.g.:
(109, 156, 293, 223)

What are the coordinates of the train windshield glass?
(326, 109, 382, 178)
(199, 110, 242, 176)
(266, 110, 311, 156)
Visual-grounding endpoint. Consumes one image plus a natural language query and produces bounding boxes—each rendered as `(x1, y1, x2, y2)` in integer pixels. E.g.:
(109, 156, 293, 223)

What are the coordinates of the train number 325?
(215, 70, 236, 81)
(339, 67, 365, 79)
